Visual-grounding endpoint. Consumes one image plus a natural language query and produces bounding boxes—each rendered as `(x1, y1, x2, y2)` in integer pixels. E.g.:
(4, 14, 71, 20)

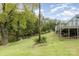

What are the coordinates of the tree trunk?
(38, 3, 41, 42)
(0, 23, 8, 45)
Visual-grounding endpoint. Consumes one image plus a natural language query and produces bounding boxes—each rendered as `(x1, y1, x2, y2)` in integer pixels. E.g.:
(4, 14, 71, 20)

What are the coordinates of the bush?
(34, 36, 47, 43)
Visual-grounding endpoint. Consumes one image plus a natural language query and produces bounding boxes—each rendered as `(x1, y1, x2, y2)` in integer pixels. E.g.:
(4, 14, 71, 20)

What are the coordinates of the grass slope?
(0, 32, 79, 56)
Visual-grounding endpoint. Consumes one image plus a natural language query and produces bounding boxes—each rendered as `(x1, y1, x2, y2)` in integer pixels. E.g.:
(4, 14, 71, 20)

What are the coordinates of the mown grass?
(0, 31, 79, 56)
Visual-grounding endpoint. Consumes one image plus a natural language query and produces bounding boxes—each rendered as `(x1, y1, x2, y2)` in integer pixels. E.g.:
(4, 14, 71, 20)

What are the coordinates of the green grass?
(0, 31, 79, 56)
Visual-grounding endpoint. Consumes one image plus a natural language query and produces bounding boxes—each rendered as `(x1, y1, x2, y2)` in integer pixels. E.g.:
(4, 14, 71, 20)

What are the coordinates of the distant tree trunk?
(17, 20, 22, 40)
(31, 4, 34, 13)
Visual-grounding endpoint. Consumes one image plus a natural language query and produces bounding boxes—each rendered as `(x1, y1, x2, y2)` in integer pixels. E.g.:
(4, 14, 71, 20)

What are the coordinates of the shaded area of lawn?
(0, 31, 79, 56)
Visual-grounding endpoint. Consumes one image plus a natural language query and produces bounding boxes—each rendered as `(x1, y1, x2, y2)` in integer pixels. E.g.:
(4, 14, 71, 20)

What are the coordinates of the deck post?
(59, 23, 61, 37)
(68, 28, 70, 38)
(76, 17, 78, 38)
(60, 28, 61, 37)
(77, 28, 78, 38)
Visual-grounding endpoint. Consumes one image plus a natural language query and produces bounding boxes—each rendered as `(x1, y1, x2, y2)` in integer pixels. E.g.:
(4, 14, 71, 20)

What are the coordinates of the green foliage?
(34, 36, 47, 43)
(0, 3, 58, 45)
(20, 13, 27, 30)
(0, 3, 38, 43)
(42, 18, 57, 33)
(4, 3, 16, 13)
(0, 13, 7, 23)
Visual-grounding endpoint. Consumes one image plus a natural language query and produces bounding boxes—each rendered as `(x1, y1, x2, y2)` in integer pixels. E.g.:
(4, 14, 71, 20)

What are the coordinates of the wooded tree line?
(0, 3, 57, 45)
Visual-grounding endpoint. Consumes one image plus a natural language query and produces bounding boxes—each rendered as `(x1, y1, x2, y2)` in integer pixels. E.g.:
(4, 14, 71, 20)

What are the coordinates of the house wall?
(55, 14, 79, 38)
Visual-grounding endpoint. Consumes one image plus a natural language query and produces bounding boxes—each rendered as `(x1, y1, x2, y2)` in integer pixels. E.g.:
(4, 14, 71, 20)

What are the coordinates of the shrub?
(34, 36, 47, 43)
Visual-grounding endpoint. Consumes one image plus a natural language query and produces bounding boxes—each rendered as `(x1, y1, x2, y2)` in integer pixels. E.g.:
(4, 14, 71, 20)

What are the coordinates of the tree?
(0, 3, 43, 45)
(35, 3, 42, 43)
(28, 3, 42, 43)
(30, 3, 42, 43)
(24, 4, 38, 36)
(0, 3, 16, 45)
(31, 3, 39, 13)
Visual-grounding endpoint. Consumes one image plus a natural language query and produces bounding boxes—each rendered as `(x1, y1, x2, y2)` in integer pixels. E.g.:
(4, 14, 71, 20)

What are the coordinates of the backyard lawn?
(0, 31, 79, 56)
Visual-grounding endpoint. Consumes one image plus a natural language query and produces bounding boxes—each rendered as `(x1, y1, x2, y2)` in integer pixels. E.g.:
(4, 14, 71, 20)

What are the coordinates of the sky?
(34, 3, 79, 21)
(0, 3, 79, 21)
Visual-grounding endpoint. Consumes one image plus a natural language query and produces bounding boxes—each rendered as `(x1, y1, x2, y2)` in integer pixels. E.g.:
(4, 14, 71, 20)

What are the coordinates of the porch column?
(68, 28, 70, 38)
(77, 28, 79, 38)
(59, 23, 61, 37)
(59, 28, 61, 37)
